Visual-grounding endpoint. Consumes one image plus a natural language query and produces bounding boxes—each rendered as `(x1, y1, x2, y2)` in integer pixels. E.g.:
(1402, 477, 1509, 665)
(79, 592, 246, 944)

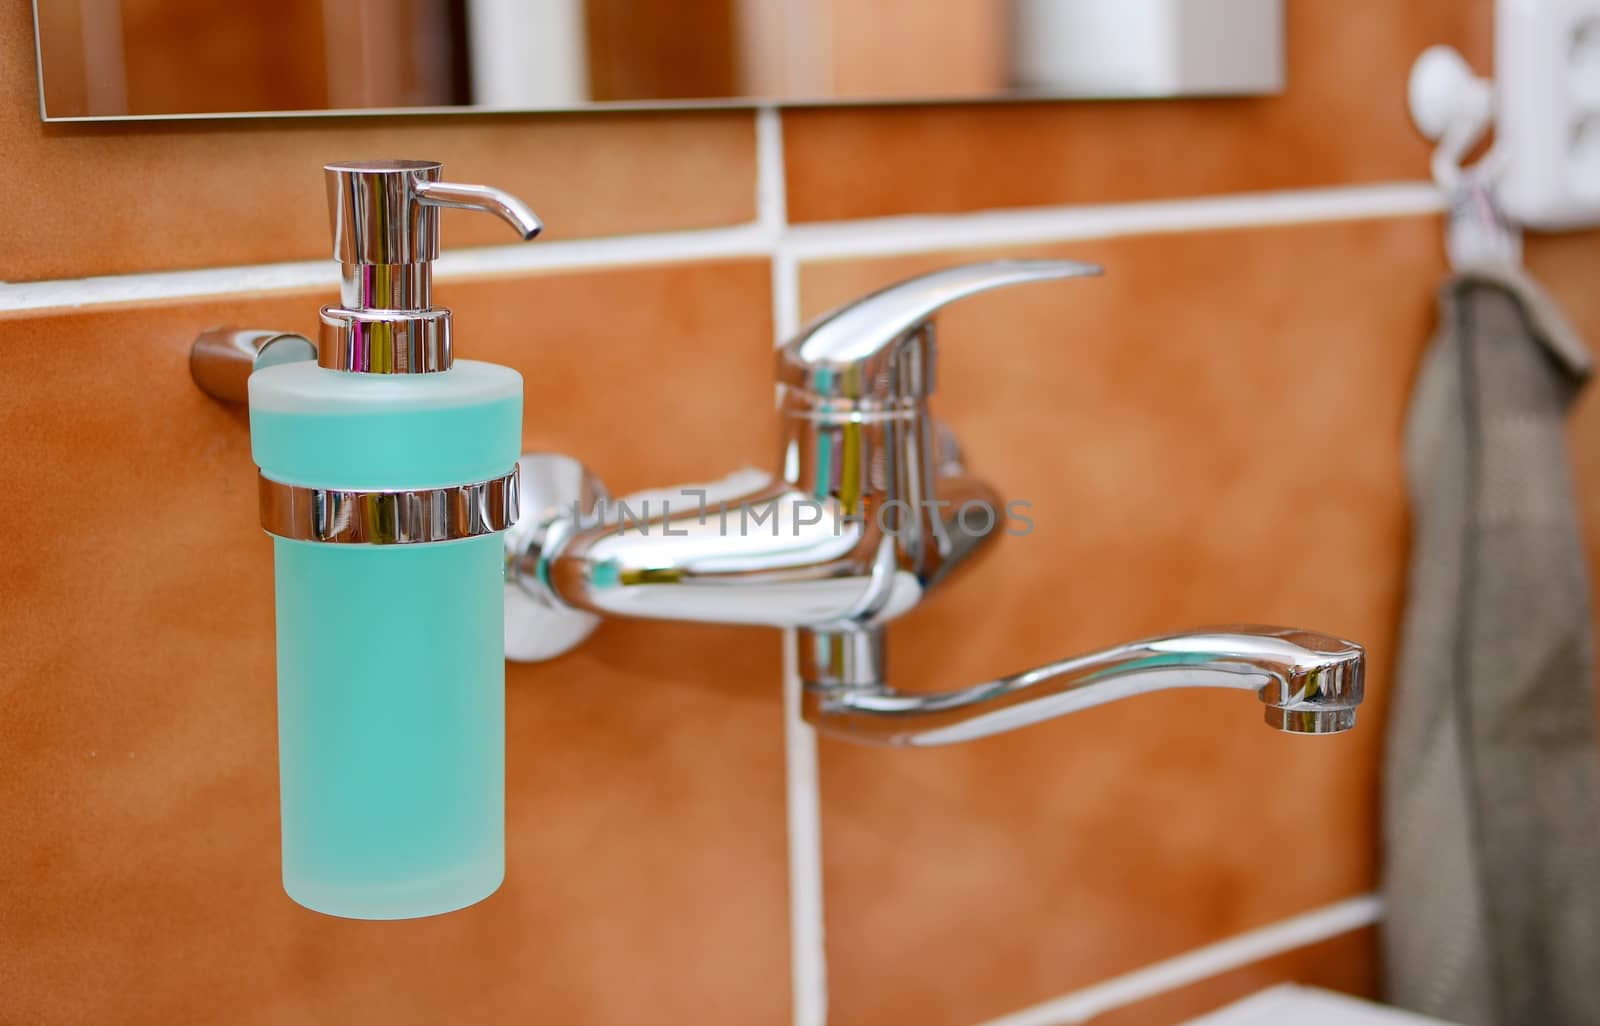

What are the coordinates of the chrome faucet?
(506, 260, 1365, 743)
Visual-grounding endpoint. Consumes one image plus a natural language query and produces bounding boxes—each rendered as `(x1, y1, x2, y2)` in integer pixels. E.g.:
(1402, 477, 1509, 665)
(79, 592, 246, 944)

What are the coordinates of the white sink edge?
(1181, 984, 1463, 1026)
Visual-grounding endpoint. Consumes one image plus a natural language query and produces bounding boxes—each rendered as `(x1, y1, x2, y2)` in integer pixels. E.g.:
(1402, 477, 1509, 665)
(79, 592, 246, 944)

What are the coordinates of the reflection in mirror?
(32, 0, 1283, 121)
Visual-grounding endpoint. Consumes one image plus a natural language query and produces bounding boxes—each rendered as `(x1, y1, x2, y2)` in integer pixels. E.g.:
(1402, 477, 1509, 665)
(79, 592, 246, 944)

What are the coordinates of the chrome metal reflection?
(259, 465, 520, 544)
(502, 454, 610, 661)
(188, 327, 317, 403)
(777, 260, 1100, 402)
(317, 307, 452, 374)
(540, 263, 1090, 627)
(324, 160, 541, 269)
(413, 179, 543, 238)
(320, 160, 541, 375)
(798, 625, 1366, 746)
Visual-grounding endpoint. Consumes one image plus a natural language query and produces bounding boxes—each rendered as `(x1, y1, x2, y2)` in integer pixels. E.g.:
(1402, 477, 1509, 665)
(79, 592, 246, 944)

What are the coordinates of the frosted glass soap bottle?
(247, 160, 539, 919)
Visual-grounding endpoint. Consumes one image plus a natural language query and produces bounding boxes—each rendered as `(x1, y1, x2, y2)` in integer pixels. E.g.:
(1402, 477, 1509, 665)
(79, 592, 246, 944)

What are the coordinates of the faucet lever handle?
(777, 259, 1103, 403)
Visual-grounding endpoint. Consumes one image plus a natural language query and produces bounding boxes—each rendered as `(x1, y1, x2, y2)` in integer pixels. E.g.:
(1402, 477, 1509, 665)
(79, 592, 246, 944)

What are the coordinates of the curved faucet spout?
(801, 626, 1365, 746)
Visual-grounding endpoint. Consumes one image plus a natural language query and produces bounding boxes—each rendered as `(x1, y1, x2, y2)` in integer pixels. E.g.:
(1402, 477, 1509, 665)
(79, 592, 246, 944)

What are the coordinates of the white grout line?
(0, 182, 1443, 314)
(0, 259, 337, 312)
(761, 103, 830, 1026)
(756, 107, 789, 240)
(0, 224, 776, 313)
(434, 223, 773, 277)
(772, 245, 801, 344)
(971, 894, 1386, 1026)
(783, 182, 1445, 262)
(758, 106, 802, 343)
(782, 627, 828, 1026)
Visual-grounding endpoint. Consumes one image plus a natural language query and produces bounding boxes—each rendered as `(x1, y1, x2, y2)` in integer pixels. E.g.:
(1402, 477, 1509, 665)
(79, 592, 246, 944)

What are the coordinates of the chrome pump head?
(319, 159, 542, 374)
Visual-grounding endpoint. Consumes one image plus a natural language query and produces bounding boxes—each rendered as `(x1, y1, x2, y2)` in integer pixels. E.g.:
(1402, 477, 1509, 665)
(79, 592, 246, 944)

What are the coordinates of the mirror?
(33, 0, 1283, 122)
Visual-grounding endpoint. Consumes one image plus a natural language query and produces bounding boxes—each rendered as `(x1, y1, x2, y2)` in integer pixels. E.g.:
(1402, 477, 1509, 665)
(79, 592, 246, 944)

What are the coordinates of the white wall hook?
(1409, 45, 1492, 142)
(1408, 44, 1520, 269)
(1410, 3, 1600, 231)
(1408, 44, 1501, 193)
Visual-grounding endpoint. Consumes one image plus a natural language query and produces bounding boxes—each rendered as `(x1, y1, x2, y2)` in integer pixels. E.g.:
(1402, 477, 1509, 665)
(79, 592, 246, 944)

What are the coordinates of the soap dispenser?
(247, 160, 537, 919)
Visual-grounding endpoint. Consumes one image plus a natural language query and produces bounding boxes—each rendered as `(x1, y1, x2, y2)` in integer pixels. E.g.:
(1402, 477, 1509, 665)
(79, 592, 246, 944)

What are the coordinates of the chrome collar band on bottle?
(259, 465, 520, 544)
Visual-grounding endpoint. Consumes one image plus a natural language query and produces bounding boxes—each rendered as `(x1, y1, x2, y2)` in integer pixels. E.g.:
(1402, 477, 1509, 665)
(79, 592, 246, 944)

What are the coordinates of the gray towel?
(1382, 266, 1600, 1026)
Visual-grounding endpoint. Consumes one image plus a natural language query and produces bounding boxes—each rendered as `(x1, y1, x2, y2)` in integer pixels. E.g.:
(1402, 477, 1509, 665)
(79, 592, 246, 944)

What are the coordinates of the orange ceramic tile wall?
(5, 2, 1600, 1025)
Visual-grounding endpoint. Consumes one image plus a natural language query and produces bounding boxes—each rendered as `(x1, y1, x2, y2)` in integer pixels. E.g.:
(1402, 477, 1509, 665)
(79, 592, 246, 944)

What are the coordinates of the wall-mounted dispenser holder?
(195, 160, 541, 921)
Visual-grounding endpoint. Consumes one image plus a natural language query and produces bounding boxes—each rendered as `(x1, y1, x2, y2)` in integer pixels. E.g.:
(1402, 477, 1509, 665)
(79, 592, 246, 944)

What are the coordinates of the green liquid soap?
(250, 358, 522, 920)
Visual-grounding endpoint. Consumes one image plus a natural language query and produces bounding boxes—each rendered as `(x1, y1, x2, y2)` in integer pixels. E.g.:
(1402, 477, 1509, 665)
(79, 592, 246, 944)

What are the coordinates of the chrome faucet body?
(538, 262, 1083, 630)
(509, 261, 1366, 744)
